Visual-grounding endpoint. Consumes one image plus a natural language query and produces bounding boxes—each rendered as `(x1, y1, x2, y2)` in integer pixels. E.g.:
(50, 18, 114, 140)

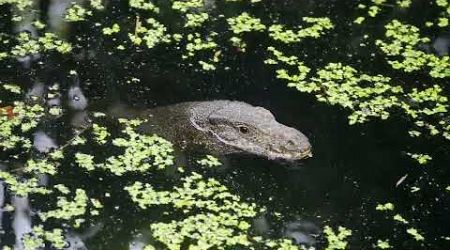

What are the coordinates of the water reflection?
(12, 196, 32, 250)
(25, 81, 45, 104)
(33, 131, 58, 153)
(433, 35, 450, 56)
(68, 74, 88, 111)
(283, 219, 320, 247)
(65, 223, 102, 250)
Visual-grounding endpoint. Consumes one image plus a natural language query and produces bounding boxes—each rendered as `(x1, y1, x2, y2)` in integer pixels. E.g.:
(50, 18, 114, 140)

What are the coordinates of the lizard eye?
(237, 125, 249, 134)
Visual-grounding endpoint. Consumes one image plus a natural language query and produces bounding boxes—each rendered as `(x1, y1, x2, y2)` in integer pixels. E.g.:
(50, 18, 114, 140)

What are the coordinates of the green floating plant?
(197, 155, 222, 168)
(181, 32, 220, 71)
(10, 32, 72, 58)
(265, 46, 449, 141)
(129, 0, 159, 12)
(0, 171, 50, 197)
(393, 214, 409, 224)
(172, 0, 204, 13)
(24, 159, 58, 175)
(102, 23, 121, 35)
(129, 18, 172, 48)
(2, 83, 22, 94)
(21, 225, 66, 250)
(126, 172, 299, 249)
(407, 153, 432, 165)
(184, 12, 209, 28)
(376, 20, 450, 78)
(0, 0, 32, 11)
(406, 228, 425, 241)
(39, 185, 102, 228)
(90, 0, 104, 10)
(65, 3, 92, 22)
(184, 32, 217, 58)
(227, 12, 266, 34)
(397, 0, 412, 8)
(436, 0, 450, 24)
(0, 101, 44, 150)
(75, 118, 174, 175)
(376, 239, 392, 249)
(268, 17, 334, 43)
(376, 202, 395, 211)
(92, 123, 110, 144)
(324, 225, 352, 250)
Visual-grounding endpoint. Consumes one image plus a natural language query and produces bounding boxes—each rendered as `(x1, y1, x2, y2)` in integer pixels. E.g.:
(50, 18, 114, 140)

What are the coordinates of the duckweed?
(227, 12, 266, 34)
(10, 32, 72, 58)
(197, 155, 222, 168)
(0, 1, 449, 249)
(40, 186, 102, 228)
(0, 0, 32, 11)
(102, 23, 121, 35)
(268, 17, 333, 43)
(2, 83, 21, 94)
(393, 214, 409, 224)
(75, 118, 174, 175)
(24, 159, 58, 175)
(407, 153, 432, 164)
(376, 20, 450, 78)
(184, 12, 209, 28)
(0, 101, 44, 150)
(21, 226, 66, 250)
(376, 202, 395, 211)
(65, 3, 92, 22)
(129, 18, 171, 48)
(0, 171, 50, 197)
(129, 0, 159, 12)
(126, 172, 300, 249)
(406, 228, 425, 241)
(323, 225, 352, 250)
(376, 239, 392, 249)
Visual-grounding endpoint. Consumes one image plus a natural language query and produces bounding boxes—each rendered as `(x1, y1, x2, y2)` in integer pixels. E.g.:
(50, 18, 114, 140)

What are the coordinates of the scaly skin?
(135, 100, 312, 161)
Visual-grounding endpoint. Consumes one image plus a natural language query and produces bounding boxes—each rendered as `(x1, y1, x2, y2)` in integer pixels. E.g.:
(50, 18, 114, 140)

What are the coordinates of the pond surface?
(0, 0, 449, 249)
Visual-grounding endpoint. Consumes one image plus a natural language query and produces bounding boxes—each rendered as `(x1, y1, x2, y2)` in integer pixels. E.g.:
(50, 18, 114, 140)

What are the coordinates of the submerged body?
(110, 100, 311, 161)
(113, 101, 312, 161)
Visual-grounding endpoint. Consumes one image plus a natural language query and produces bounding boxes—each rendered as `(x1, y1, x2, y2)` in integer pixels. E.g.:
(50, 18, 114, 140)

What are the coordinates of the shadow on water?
(0, 0, 449, 249)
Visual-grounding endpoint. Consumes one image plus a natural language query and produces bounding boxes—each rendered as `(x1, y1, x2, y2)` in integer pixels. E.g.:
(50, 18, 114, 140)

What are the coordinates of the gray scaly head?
(190, 101, 312, 161)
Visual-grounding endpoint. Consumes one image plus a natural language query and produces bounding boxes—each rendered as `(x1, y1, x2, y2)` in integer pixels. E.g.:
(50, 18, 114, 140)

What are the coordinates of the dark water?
(0, 0, 449, 249)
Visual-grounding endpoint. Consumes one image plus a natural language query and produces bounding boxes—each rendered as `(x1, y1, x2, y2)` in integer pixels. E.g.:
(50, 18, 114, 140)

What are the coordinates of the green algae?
(40, 186, 102, 228)
(0, 0, 32, 11)
(75, 118, 174, 175)
(406, 228, 425, 241)
(268, 17, 334, 44)
(376, 239, 392, 249)
(323, 226, 352, 250)
(65, 3, 93, 22)
(0, 1, 449, 249)
(20, 226, 66, 250)
(102, 23, 121, 35)
(0, 101, 44, 150)
(393, 214, 409, 224)
(9, 32, 72, 58)
(197, 155, 222, 168)
(126, 172, 301, 249)
(376, 20, 450, 78)
(129, 0, 159, 12)
(129, 18, 172, 48)
(227, 12, 266, 34)
(0, 171, 50, 197)
(376, 202, 395, 211)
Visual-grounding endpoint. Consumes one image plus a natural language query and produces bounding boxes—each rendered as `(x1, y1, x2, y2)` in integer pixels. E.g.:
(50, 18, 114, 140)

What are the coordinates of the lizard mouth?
(267, 146, 313, 161)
